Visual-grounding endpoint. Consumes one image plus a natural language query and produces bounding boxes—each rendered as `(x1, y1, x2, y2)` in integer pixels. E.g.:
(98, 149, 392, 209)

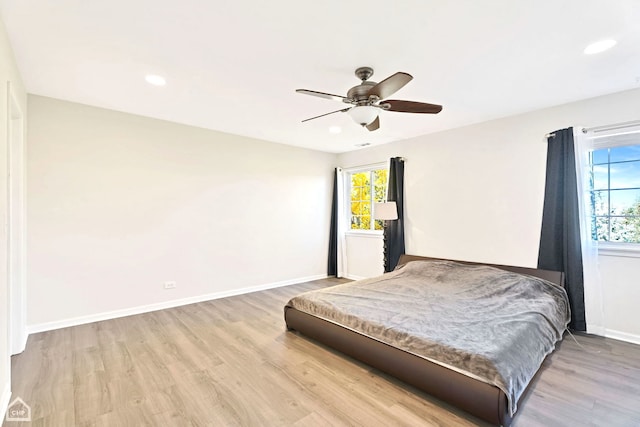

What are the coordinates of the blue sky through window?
(592, 147, 640, 210)
(591, 144, 640, 242)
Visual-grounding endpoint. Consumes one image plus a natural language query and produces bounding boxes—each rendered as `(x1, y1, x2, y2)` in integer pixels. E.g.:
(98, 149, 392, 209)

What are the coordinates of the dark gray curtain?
(384, 157, 405, 272)
(538, 127, 586, 331)
(327, 168, 338, 276)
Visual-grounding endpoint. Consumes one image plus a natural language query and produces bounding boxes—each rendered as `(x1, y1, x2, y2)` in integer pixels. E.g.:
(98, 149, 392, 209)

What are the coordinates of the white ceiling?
(1, 1, 639, 153)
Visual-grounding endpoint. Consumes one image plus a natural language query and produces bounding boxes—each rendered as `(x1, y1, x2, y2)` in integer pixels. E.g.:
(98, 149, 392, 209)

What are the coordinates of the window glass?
(591, 149, 608, 165)
(349, 168, 388, 231)
(594, 217, 609, 241)
(609, 217, 640, 243)
(609, 161, 640, 189)
(609, 145, 640, 163)
(592, 190, 608, 216)
(592, 164, 608, 190)
(590, 142, 640, 243)
(610, 189, 640, 213)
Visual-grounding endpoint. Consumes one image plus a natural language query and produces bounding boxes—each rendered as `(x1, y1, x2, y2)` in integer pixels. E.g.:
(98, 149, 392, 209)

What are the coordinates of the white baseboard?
(586, 323, 606, 336)
(0, 383, 10, 423)
(345, 274, 366, 281)
(12, 329, 28, 356)
(604, 328, 640, 346)
(27, 274, 328, 334)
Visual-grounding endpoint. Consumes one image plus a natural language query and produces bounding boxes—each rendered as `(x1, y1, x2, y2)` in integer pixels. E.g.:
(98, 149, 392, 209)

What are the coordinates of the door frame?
(7, 82, 27, 355)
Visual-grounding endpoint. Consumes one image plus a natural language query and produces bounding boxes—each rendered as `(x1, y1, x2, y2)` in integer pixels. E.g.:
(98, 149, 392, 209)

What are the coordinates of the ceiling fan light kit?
(347, 105, 379, 126)
(296, 67, 442, 132)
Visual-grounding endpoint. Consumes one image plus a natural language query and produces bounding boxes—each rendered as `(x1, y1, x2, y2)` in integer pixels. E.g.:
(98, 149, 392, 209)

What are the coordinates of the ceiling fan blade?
(301, 107, 351, 123)
(367, 72, 413, 100)
(296, 89, 348, 103)
(384, 100, 443, 114)
(366, 116, 380, 131)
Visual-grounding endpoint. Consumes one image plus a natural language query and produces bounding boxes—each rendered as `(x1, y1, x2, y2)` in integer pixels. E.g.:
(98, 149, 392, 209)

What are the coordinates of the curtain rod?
(342, 158, 406, 173)
(343, 161, 387, 172)
(582, 119, 640, 134)
(545, 119, 640, 140)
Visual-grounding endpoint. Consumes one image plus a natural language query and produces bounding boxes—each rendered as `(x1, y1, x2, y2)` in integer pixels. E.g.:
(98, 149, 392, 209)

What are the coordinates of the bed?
(284, 255, 569, 426)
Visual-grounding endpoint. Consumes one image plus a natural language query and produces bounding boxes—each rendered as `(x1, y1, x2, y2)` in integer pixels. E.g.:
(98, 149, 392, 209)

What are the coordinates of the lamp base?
(382, 222, 390, 273)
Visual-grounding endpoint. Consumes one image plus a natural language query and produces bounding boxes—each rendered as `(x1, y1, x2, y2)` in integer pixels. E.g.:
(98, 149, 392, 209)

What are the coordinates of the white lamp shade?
(347, 106, 379, 126)
(374, 201, 398, 220)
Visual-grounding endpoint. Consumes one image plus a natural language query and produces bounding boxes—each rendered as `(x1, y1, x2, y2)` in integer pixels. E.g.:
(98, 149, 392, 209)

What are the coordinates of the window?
(348, 167, 389, 231)
(590, 143, 640, 243)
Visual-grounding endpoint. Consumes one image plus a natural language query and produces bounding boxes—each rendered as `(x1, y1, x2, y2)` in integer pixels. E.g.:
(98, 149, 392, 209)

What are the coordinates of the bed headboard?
(397, 254, 565, 287)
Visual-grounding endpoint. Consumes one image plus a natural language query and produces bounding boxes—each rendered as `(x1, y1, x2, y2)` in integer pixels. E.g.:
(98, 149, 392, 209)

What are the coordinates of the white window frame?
(344, 162, 388, 236)
(589, 129, 640, 257)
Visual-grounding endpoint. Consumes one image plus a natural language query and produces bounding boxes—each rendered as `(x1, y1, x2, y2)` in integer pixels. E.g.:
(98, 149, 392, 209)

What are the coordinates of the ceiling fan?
(296, 67, 442, 131)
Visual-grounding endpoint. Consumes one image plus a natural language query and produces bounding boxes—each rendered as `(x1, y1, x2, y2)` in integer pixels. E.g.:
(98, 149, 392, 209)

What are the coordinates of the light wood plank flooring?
(5, 278, 640, 426)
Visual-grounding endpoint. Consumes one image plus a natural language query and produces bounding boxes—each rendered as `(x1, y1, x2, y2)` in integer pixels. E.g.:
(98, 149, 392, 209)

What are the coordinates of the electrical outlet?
(164, 281, 176, 289)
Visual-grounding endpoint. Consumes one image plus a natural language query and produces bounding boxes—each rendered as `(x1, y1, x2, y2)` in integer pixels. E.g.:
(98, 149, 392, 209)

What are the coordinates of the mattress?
(286, 260, 570, 415)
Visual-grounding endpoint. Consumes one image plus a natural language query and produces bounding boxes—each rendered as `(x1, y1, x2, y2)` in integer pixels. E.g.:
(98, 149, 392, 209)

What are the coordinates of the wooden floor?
(6, 278, 640, 427)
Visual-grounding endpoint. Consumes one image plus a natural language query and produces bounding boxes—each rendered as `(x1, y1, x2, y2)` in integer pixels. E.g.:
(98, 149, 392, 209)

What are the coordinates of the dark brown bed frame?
(284, 255, 565, 427)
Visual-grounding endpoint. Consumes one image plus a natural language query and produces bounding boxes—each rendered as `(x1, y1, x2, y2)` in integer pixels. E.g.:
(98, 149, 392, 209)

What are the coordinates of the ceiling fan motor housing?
(346, 81, 378, 105)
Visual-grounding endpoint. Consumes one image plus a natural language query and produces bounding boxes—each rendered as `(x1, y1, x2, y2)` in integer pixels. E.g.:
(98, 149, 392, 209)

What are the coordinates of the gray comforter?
(286, 260, 570, 415)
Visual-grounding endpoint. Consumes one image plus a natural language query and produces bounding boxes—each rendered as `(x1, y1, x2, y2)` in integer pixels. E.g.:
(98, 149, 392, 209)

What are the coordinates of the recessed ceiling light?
(145, 74, 166, 86)
(583, 39, 617, 55)
(329, 126, 342, 134)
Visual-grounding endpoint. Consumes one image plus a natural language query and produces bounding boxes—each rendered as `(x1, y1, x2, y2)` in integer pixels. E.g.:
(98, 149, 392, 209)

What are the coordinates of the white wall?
(0, 16, 27, 418)
(345, 233, 383, 280)
(338, 88, 640, 343)
(27, 95, 336, 330)
(598, 254, 640, 343)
